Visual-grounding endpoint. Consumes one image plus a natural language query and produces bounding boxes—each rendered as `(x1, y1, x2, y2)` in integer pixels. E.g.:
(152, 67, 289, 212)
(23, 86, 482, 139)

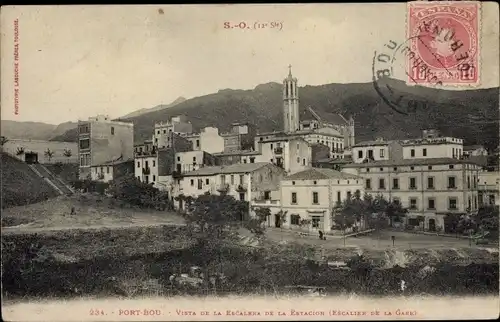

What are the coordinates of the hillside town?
(2, 67, 499, 236)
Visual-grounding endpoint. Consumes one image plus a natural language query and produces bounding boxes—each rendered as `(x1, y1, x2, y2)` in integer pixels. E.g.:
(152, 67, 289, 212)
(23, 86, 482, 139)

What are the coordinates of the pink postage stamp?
(407, 1, 480, 86)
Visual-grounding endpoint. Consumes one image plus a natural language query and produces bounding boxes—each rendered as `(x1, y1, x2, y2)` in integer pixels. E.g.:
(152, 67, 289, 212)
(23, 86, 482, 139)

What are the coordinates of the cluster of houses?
(68, 67, 499, 234)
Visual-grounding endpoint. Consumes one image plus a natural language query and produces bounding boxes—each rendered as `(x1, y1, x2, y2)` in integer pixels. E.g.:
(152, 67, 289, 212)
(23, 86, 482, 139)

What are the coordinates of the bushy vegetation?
(332, 190, 407, 232)
(444, 205, 499, 239)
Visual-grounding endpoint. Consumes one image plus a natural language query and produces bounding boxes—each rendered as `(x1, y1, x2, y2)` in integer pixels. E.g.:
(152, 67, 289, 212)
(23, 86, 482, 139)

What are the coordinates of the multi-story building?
(254, 136, 312, 175)
(352, 130, 464, 164)
(182, 127, 225, 154)
(174, 150, 218, 174)
(279, 168, 364, 232)
(342, 158, 482, 231)
(77, 115, 134, 179)
(177, 162, 287, 211)
(135, 132, 192, 189)
(221, 122, 257, 152)
(90, 159, 134, 183)
(153, 115, 193, 148)
(477, 171, 500, 206)
(255, 66, 355, 159)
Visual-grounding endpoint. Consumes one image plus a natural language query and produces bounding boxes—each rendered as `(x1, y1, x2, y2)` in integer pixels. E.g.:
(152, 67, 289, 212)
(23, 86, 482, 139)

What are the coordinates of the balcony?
(142, 167, 151, 175)
(217, 183, 230, 192)
(236, 184, 247, 192)
(274, 147, 283, 154)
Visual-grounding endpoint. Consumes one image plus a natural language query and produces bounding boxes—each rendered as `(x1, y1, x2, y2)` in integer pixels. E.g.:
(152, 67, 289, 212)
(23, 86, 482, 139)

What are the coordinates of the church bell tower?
(283, 65, 300, 133)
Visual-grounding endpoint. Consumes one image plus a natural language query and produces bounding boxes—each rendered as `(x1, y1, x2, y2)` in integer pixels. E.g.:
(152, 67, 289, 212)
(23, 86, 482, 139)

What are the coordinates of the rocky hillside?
(32, 79, 500, 151)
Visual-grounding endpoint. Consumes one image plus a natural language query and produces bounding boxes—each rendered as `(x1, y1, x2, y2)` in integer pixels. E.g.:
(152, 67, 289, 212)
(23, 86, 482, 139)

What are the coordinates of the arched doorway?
(428, 218, 436, 232)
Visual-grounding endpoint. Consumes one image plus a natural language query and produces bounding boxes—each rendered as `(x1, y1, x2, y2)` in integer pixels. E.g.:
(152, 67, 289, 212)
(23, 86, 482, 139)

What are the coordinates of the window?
(292, 181, 295, 185)
(312, 216, 320, 228)
(291, 192, 297, 204)
(393, 198, 401, 205)
(190, 179, 194, 186)
(347, 191, 352, 200)
(270, 144, 273, 149)
(409, 177, 417, 190)
(410, 149, 415, 157)
(145, 176, 149, 183)
(358, 150, 363, 159)
(380, 149, 385, 158)
(368, 150, 374, 159)
(427, 198, 435, 210)
(297, 157, 300, 163)
(264, 191, 270, 200)
(243, 159, 247, 163)
(448, 198, 458, 210)
(393, 178, 399, 189)
(393, 167, 398, 171)
(422, 148, 427, 157)
(196, 140, 200, 148)
(379, 178, 386, 190)
(449, 164, 454, 169)
(448, 176, 456, 189)
(250, 157, 255, 163)
(193, 156, 196, 163)
(410, 166, 415, 170)
(468, 197, 471, 210)
(312, 192, 319, 204)
(177, 156, 181, 161)
(197, 179, 202, 190)
(379, 168, 384, 172)
(100, 166, 104, 173)
(366, 168, 370, 172)
(205, 179, 209, 185)
(106, 166, 110, 174)
(153, 175, 156, 182)
(153, 160, 156, 167)
(239, 193, 245, 201)
(291, 215, 300, 225)
(145, 160, 149, 168)
(365, 179, 372, 190)
(337, 191, 341, 202)
(137, 162, 140, 168)
(79, 139, 90, 149)
(428, 166, 433, 170)
(409, 198, 417, 210)
(427, 177, 435, 189)
(111, 127, 115, 135)
(313, 181, 317, 185)
(163, 130, 166, 134)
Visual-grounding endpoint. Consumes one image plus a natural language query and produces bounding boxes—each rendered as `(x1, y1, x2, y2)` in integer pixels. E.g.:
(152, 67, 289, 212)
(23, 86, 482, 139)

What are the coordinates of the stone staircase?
(29, 163, 74, 195)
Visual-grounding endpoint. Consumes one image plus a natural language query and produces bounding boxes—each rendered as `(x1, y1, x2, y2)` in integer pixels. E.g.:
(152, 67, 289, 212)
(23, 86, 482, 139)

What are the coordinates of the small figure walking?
(400, 279, 407, 293)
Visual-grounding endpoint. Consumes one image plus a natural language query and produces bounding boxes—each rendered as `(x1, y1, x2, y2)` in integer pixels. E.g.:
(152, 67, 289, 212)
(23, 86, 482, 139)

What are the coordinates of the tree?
(245, 207, 271, 237)
(183, 192, 254, 291)
(0, 136, 8, 151)
(44, 148, 55, 162)
(385, 201, 408, 227)
(15, 147, 25, 156)
(63, 149, 72, 162)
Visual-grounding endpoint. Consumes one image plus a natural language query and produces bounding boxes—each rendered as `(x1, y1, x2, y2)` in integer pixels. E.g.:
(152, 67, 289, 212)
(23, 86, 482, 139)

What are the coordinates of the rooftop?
(213, 150, 260, 157)
(92, 158, 134, 167)
(182, 162, 272, 177)
(343, 157, 484, 168)
(353, 139, 392, 147)
(283, 167, 362, 181)
(464, 145, 485, 151)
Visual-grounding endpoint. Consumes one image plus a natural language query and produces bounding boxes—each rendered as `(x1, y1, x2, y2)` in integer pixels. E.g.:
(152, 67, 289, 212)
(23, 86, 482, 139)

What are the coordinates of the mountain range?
(3, 79, 499, 151)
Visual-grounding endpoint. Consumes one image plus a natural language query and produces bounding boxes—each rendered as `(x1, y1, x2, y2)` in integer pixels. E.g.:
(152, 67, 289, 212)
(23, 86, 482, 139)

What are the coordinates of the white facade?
(182, 127, 225, 154)
(303, 127, 345, 159)
(174, 150, 212, 173)
(400, 137, 463, 160)
(90, 164, 115, 182)
(280, 168, 364, 232)
(478, 171, 500, 206)
(352, 140, 392, 163)
(255, 137, 311, 175)
(343, 158, 482, 231)
(135, 155, 158, 185)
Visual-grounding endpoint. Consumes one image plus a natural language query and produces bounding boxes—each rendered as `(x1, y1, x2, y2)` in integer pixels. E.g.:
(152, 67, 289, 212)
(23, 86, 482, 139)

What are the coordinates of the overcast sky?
(1, 4, 498, 125)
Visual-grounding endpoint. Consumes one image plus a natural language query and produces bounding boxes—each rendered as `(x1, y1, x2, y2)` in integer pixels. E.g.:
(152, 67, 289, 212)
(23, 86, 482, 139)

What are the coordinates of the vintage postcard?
(1, 2, 499, 321)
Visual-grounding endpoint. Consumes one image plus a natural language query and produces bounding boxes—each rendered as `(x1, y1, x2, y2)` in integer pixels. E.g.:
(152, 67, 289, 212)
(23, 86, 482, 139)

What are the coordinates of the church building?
(255, 66, 356, 160)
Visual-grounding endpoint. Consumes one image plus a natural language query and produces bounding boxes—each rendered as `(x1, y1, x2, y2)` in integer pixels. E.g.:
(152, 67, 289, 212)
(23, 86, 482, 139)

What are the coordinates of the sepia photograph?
(1, 3, 499, 321)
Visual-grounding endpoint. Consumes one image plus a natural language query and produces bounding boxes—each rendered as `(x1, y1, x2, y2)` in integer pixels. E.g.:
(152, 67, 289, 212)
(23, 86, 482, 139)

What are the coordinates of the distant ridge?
(8, 79, 499, 152)
(120, 96, 187, 119)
